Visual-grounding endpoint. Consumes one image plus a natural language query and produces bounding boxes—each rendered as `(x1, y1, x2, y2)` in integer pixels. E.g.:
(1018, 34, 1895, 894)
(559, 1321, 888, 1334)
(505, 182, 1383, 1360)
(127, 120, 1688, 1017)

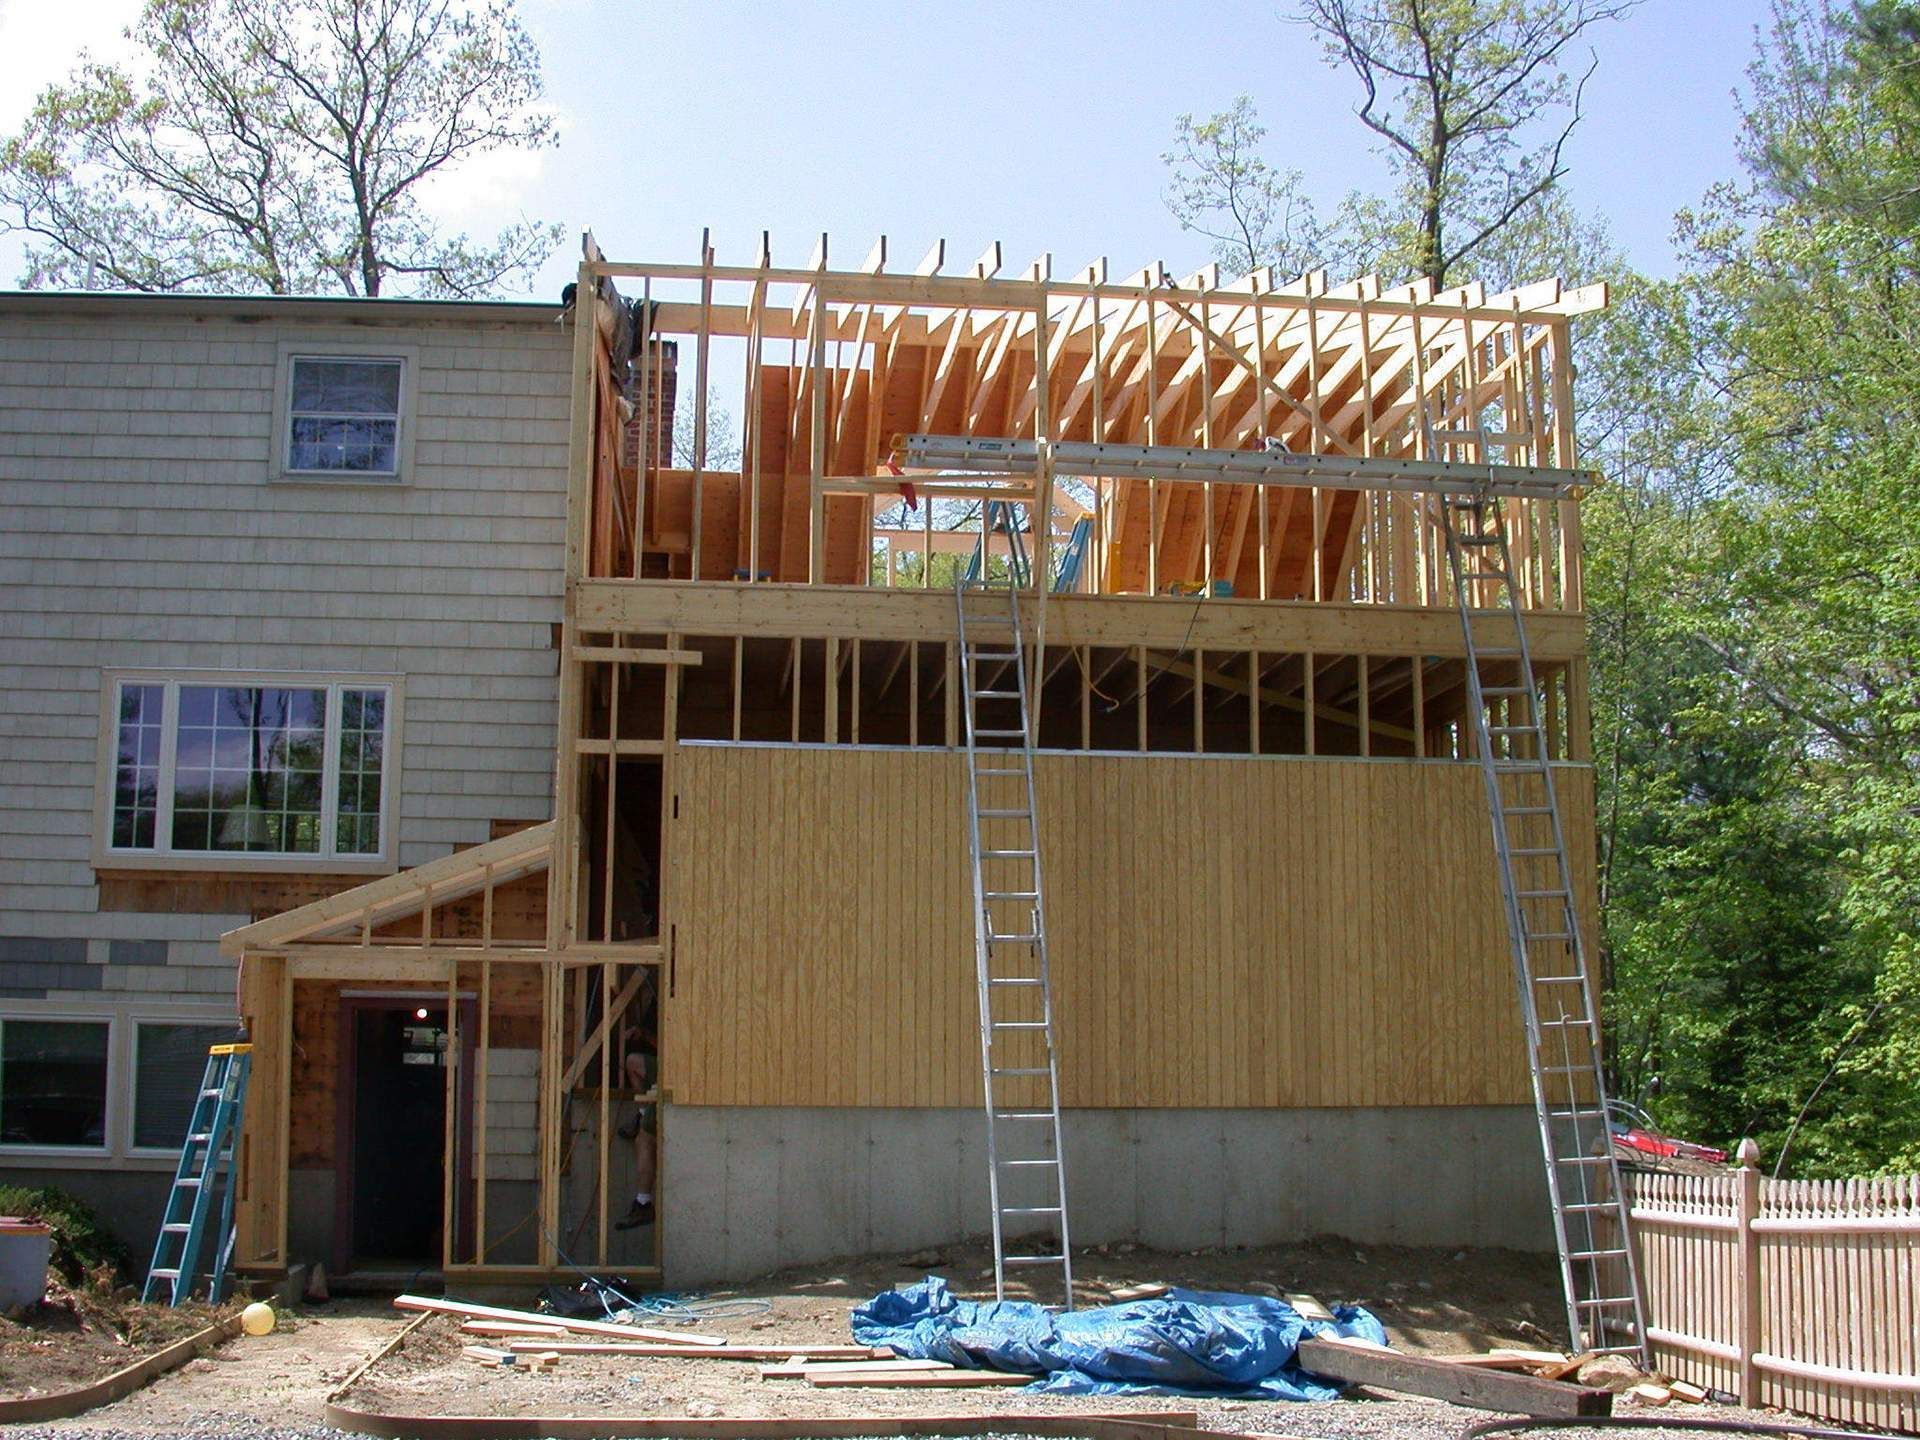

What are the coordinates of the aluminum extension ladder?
(1427, 408, 1648, 1362)
(956, 504, 1074, 1309)
(143, 1042, 251, 1305)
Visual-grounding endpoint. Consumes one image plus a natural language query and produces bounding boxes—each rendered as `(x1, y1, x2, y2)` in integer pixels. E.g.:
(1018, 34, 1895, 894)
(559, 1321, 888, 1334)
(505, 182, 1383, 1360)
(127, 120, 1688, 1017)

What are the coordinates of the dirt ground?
(0, 1240, 1788, 1438)
(0, 1276, 226, 1401)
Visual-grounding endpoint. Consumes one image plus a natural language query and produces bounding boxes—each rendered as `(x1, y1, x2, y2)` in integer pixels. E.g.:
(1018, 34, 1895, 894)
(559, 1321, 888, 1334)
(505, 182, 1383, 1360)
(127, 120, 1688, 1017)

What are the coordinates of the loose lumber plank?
(394, 1294, 724, 1346)
(1108, 1282, 1171, 1302)
(762, 1359, 954, 1380)
(1432, 1353, 1549, 1371)
(508, 1341, 886, 1360)
(463, 1321, 570, 1338)
(808, 1370, 1035, 1389)
(1294, 1336, 1613, 1418)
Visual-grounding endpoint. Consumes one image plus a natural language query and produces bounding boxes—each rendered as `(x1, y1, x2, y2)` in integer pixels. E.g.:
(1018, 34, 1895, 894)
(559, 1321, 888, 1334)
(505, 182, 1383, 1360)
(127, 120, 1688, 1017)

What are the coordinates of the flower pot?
(0, 1219, 53, 1310)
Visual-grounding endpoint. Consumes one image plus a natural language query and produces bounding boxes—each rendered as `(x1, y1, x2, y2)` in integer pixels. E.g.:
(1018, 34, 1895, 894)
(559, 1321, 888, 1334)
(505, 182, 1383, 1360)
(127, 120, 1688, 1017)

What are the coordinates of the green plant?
(0, 1184, 133, 1283)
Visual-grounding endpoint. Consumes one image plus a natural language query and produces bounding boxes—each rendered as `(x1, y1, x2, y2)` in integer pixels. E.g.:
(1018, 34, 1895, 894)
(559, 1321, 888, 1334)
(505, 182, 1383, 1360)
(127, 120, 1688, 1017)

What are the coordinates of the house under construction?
(204, 231, 1631, 1345)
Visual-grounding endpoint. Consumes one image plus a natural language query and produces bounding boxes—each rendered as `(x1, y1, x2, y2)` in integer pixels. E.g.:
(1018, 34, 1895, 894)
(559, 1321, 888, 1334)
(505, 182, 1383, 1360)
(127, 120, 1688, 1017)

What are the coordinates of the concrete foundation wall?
(660, 1104, 1555, 1286)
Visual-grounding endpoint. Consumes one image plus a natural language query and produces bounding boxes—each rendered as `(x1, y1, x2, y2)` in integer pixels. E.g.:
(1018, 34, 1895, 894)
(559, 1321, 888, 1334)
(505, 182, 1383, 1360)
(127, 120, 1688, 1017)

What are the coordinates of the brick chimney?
(625, 337, 679, 471)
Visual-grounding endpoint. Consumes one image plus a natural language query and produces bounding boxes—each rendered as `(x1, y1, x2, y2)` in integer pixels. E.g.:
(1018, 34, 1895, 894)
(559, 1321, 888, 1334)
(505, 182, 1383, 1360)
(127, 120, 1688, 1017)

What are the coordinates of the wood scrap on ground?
(506, 1339, 888, 1359)
(461, 1344, 560, 1372)
(807, 1369, 1036, 1388)
(1294, 1335, 1613, 1418)
(759, 1359, 954, 1380)
(394, 1293, 724, 1346)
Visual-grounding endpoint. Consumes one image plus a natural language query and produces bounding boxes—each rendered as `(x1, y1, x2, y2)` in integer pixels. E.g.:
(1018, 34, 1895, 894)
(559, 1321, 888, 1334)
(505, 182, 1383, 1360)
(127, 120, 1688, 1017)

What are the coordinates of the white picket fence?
(1610, 1145, 1919, 1432)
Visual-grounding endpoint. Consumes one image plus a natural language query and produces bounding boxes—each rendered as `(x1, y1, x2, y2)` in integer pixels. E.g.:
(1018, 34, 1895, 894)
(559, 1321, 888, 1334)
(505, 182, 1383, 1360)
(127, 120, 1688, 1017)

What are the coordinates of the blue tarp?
(851, 1275, 1388, 1400)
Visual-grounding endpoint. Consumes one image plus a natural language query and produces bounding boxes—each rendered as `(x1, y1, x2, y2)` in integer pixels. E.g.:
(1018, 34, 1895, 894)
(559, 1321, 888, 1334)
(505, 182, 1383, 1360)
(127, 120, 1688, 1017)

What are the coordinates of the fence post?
(1736, 1138, 1762, 1406)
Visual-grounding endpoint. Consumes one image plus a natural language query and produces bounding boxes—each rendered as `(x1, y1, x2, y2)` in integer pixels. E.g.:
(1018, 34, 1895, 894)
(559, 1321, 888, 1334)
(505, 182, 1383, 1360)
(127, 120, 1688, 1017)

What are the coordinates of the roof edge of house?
(0, 289, 565, 326)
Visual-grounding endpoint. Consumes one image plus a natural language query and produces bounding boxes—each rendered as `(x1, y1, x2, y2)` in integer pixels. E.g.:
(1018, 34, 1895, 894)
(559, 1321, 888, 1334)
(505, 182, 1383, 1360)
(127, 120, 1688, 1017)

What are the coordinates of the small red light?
(414, 1007, 429, 1021)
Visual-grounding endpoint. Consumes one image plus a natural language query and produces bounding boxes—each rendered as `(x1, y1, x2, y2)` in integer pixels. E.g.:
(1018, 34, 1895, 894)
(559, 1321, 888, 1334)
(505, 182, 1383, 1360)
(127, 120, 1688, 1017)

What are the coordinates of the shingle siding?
(0, 304, 567, 995)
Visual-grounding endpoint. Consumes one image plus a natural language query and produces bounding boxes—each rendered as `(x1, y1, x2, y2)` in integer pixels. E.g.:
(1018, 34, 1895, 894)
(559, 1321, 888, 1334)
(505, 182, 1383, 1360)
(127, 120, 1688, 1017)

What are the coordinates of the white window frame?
(0, 1010, 114, 1159)
(93, 669, 404, 876)
(0, 1003, 237, 1170)
(269, 340, 419, 485)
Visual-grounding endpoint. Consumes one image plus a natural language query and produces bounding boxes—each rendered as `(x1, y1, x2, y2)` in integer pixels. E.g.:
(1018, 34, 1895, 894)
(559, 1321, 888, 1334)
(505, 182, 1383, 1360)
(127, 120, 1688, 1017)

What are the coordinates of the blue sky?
(0, 0, 1776, 297)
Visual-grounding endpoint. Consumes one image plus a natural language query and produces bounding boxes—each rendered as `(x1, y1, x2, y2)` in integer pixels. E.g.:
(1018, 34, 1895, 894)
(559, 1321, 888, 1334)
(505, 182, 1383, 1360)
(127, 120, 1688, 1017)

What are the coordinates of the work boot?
(617, 1112, 642, 1141)
(614, 1198, 654, 1231)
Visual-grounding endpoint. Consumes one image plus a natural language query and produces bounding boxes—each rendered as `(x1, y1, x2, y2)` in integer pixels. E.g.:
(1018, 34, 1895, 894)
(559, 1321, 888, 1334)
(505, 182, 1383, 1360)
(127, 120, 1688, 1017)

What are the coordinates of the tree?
(1163, 97, 1327, 279)
(1296, 0, 1637, 286)
(0, 0, 561, 296)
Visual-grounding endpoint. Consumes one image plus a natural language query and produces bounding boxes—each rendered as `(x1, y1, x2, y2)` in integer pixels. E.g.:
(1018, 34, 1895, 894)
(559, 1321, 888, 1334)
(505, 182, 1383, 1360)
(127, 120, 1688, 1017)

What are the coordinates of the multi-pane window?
(112, 683, 164, 848)
(286, 356, 403, 476)
(0, 1018, 109, 1149)
(104, 676, 395, 863)
(132, 1022, 230, 1150)
(335, 688, 386, 856)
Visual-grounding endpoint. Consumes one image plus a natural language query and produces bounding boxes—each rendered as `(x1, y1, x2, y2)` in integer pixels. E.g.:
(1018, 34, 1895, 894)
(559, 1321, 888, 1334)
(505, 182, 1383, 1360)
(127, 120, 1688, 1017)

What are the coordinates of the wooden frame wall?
(576, 233, 1602, 608)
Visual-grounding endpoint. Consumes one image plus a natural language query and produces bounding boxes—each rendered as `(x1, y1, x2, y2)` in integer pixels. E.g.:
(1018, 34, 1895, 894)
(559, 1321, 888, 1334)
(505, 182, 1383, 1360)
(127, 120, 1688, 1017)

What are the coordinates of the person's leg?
(616, 1106, 656, 1230)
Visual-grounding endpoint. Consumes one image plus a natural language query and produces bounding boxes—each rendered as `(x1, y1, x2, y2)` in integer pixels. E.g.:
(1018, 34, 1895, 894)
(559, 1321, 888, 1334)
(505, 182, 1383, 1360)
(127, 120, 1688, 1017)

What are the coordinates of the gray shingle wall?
(0, 307, 568, 996)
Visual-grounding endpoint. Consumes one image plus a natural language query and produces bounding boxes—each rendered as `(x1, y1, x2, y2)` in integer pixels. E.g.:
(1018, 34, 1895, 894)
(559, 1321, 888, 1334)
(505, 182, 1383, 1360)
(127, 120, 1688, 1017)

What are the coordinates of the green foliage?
(1166, 0, 1920, 1176)
(0, 1184, 134, 1283)
(1583, 0, 1920, 1176)
(0, 0, 562, 296)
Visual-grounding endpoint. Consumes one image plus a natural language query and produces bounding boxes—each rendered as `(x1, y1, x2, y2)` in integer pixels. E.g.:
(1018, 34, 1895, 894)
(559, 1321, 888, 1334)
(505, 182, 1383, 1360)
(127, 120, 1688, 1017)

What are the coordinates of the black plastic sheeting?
(852, 1276, 1389, 1399)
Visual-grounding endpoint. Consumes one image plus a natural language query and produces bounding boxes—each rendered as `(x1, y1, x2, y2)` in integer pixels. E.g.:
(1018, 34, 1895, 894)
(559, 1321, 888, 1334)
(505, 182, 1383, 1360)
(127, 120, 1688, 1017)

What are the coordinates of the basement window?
(0, 1018, 109, 1150)
(100, 673, 399, 867)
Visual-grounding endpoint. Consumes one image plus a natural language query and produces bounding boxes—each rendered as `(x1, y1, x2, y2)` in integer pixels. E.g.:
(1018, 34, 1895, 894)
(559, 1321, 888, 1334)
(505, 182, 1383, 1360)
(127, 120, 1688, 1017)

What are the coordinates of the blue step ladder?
(143, 1042, 251, 1305)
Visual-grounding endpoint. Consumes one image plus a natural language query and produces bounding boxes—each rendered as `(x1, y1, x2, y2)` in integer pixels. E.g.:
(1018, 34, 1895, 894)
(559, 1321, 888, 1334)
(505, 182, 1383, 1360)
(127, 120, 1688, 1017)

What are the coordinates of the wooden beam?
(1293, 1337, 1612, 1419)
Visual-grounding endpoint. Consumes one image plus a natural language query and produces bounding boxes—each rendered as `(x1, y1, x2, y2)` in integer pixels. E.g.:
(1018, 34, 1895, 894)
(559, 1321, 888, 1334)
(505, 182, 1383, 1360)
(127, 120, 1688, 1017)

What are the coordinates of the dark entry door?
(334, 1001, 459, 1270)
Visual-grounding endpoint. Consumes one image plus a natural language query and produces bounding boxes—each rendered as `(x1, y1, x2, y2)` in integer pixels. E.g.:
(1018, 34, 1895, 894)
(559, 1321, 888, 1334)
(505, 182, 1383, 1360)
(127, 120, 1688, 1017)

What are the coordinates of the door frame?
(331, 992, 476, 1274)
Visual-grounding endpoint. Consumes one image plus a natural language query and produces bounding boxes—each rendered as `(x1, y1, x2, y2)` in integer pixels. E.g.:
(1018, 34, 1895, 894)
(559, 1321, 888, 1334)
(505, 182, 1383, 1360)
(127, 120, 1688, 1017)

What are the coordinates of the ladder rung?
(975, 689, 1022, 699)
(1542, 1066, 1598, 1077)
(1003, 1255, 1066, 1266)
(1482, 686, 1534, 696)
(992, 1068, 1052, 1077)
(1532, 969, 1586, 980)
(992, 1021, 1050, 1031)
(1540, 1018, 1590, 1029)
(993, 1111, 1055, 1120)
(988, 933, 1041, 945)
(975, 766, 1026, 776)
(974, 728, 1026, 738)
(1493, 760, 1549, 772)
(998, 1157, 1059, 1166)
(988, 977, 1044, 987)
(1555, 1155, 1616, 1167)
(981, 849, 1036, 859)
(1569, 1249, 1631, 1261)
(149, 1267, 180, 1279)
(1517, 888, 1568, 899)
(1505, 805, 1555, 815)
(984, 890, 1038, 900)
(162, 1223, 191, 1235)
(979, 809, 1032, 819)
(1511, 846, 1559, 856)
(1575, 1296, 1639, 1309)
(175, 1178, 203, 1188)
(972, 650, 1018, 662)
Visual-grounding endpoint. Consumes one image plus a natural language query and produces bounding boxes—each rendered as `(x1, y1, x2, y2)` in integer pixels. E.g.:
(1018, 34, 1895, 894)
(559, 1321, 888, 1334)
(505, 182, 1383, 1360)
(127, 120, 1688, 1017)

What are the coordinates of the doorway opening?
(333, 996, 474, 1274)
